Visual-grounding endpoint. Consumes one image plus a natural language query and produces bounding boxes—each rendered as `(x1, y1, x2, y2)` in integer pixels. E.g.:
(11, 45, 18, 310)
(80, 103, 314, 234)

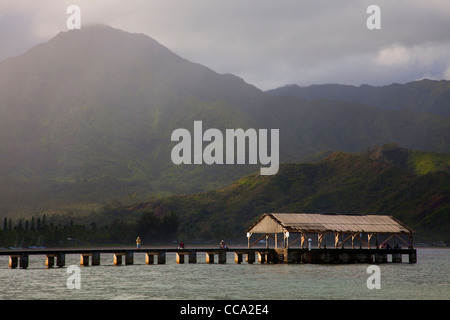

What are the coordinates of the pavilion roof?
(247, 213, 414, 234)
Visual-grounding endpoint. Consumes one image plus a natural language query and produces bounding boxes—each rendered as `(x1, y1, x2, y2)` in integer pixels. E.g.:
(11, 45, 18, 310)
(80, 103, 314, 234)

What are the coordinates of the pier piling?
(205, 251, 227, 264)
(176, 251, 196, 264)
(409, 251, 417, 263)
(92, 252, 100, 266)
(20, 254, 29, 269)
(113, 252, 133, 265)
(57, 253, 66, 267)
(46, 254, 55, 268)
(176, 252, 187, 264)
(234, 252, 243, 264)
(257, 252, 266, 263)
(9, 255, 26, 269)
(80, 254, 90, 266)
(145, 251, 165, 264)
(246, 252, 255, 264)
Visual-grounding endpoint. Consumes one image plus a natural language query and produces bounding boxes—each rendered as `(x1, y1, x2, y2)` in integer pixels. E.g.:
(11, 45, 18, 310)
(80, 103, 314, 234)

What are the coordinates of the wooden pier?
(0, 247, 417, 269)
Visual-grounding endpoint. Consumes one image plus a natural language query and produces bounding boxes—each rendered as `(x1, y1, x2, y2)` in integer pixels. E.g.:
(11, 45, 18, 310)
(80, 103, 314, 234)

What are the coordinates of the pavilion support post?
(355, 234, 370, 249)
(335, 232, 340, 248)
(351, 233, 357, 249)
(408, 234, 414, 249)
(367, 233, 374, 249)
(318, 233, 324, 249)
(284, 231, 290, 248)
(301, 233, 306, 249)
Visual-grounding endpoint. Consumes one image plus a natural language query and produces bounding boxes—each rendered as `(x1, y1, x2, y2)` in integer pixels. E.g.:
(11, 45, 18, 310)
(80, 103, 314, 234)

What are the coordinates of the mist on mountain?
(0, 25, 448, 221)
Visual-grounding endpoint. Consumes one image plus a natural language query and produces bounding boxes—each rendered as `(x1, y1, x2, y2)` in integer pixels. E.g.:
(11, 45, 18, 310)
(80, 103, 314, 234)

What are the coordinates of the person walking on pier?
(136, 236, 142, 249)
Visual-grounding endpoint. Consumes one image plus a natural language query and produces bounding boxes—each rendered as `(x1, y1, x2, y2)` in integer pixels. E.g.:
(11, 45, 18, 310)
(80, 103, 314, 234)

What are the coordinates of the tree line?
(0, 210, 179, 248)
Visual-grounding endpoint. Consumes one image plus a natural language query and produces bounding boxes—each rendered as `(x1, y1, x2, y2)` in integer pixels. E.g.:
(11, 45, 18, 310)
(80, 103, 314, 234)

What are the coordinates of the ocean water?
(0, 248, 448, 300)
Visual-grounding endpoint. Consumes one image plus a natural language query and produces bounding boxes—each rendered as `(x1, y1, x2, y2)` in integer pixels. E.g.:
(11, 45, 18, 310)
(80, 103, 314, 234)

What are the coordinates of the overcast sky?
(1, 0, 449, 90)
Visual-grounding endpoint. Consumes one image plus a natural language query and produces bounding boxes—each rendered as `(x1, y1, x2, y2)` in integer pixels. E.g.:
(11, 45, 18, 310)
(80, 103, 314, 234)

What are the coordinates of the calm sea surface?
(0, 248, 448, 300)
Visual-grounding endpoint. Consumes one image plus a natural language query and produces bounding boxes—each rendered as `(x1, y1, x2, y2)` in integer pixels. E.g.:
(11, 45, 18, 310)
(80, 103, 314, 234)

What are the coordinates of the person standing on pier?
(136, 236, 141, 249)
(220, 240, 228, 249)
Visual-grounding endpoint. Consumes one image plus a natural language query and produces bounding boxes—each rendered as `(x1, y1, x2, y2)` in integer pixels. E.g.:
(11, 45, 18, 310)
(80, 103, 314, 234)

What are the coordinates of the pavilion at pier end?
(246, 213, 417, 263)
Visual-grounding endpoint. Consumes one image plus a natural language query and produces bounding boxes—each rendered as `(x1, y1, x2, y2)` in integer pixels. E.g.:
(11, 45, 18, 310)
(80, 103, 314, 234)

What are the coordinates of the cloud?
(371, 42, 450, 83)
(0, 13, 35, 59)
(445, 67, 450, 80)
(376, 45, 412, 67)
(0, 0, 449, 89)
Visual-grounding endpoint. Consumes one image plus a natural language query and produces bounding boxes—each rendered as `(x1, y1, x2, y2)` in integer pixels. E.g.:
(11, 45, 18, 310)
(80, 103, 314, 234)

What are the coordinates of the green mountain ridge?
(125, 146, 449, 243)
(266, 80, 450, 117)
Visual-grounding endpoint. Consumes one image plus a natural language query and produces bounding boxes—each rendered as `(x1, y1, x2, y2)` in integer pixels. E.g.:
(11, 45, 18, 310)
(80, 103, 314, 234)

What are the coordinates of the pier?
(1, 214, 418, 269)
(0, 247, 416, 269)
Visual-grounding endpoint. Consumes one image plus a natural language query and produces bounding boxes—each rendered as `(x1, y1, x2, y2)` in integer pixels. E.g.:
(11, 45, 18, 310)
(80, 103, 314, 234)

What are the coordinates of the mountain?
(127, 145, 449, 243)
(0, 25, 266, 215)
(0, 25, 449, 218)
(266, 80, 450, 117)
